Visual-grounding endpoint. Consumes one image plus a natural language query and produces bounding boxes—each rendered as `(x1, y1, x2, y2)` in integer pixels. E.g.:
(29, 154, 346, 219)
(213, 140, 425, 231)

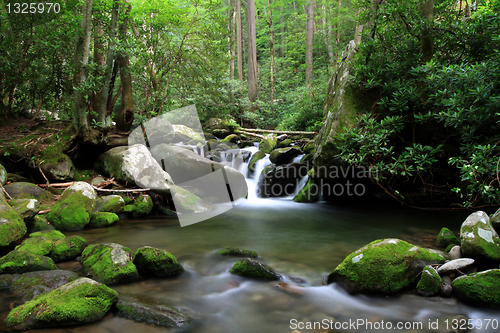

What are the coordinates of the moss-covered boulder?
(248, 150, 266, 176)
(123, 194, 153, 216)
(416, 265, 441, 297)
(220, 134, 240, 144)
(0, 251, 57, 274)
(9, 198, 40, 220)
(94, 195, 125, 213)
(50, 236, 88, 262)
(116, 295, 190, 328)
(460, 211, 500, 262)
(258, 162, 310, 198)
(15, 237, 54, 256)
(5, 277, 118, 330)
(0, 273, 20, 290)
(46, 181, 97, 231)
(0, 202, 27, 247)
(30, 229, 65, 240)
(277, 138, 292, 149)
(171, 185, 213, 214)
(0, 163, 7, 185)
(96, 144, 174, 196)
(269, 147, 302, 165)
(230, 259, 281, 280)
(81, 243, 139, 284)
(259, 134, 277, 154)
(133, 246, 184, 277)
(327, 238, 447, 294)
(452, 269, 500, 308)
(26, 215, 55, 232)
(293, 168, 319, 203)
(173, 124, 203, 142)
(217, 247, 258, 258)
(89, 212, 120, 228)
(302, 140, 315, 154)
(437, 227, 460, 247)
(40, 151, 75, 181)
(3, 182, 53, 201)
(10, 270, 79, 301)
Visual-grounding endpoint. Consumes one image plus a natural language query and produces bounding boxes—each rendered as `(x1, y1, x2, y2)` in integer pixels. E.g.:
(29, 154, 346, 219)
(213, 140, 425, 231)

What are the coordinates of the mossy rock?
(452, 269, 500, 308)
(248, 150, 266, 176)
(39, 150, 75, 181)
(5, 277, 118, 330)
(171, 186, 213, 214)
(277, 139, 292, 149)
(26, 215, 55, 233)
(81, 243, 139, 284)
(220, 134, 240, 143)
(0, 203, 27, 247)
(3, 182, 54, 201)
(327, 238, 446, 295)
(230, 259, 281, 280)
(94, 195, 125, 213)
(293, 168, 318, 203)
(416, 265, 441, 297)
(9, 199, 40, 220)
(216, 247, 258, 258)
(269, 147, 302, 165)
(0, 251, 57, 274)
(46, 182, 96, 231)
(89, 212, 119, 228)
(10, 270, 79, 302)
(15, 237, 55, 256)
(0, 163, 6, 185)
(123, 194, 153, 216)
(460, 211, 500, 262)
(302, 140, 315, 154)
(116, 295, 190, 328)
(30, 229, 65, 240)
(50, 236, 88, 263)
(258, 135, 277, 154)
(238, 141, 256, 149)
(0, 273, 20, 290)
(437, 227, 460, 247)
(133, 246, 184, 277)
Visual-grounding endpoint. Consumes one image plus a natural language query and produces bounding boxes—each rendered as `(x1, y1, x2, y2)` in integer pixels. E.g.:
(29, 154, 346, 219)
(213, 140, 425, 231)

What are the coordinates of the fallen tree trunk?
(234, 130, 266, 139)
(239, 128, 316, 135)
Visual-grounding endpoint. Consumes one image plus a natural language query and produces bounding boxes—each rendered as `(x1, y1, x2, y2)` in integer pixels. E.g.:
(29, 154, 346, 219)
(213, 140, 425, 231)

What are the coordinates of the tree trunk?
(236, 0, 243, 82)
(419, 0, 434, 64)
(280, 7, 285, 57)
(247, 0, 258, 103)
(229, 0, 235, 103)
(116, 0, 134, 132)
(92, 22, 105, 116)
(266, 0, 275, 105)
(305, 0, 315, 85)
(73, 0, 93, 137)
(97, 0, 119, 127)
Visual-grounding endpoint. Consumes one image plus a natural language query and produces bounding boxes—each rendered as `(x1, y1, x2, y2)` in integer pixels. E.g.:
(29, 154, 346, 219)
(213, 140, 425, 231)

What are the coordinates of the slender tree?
(236, 0, 243, 82)
(419, 0, 434, 63)
(305, 0, 315, 85)
(247, 0, 258, 103)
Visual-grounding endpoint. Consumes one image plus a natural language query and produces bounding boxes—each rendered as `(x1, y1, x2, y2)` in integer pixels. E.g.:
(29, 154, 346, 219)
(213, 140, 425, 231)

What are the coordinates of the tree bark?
(247, 0, 258, 104)
(92, 22, 105, 116)
(229, 0, 235, 103)
(266, 0, 275, 104)
(419, 0, 434, 64)
(305, 0, 315, 85)
(236, 0, 243, 82)
(280, 7, 285, 57)
(116, 0, 134, 131)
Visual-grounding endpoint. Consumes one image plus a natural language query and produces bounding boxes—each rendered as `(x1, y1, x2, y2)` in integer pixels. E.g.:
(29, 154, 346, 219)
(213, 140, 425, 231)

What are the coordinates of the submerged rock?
(134, 246, 184, 277)
(46, 181, 97, 231)
(416, 265, 441, 297)
(327, 238, 446, 294)
(452, 269, 500, 308)
(0, 251, 57, 274)
(10, 270, 79, 301)
(460, 211, 500, 262)
(217, 247, 258, 258)
(437, 227, 460, 247)
(230, 259, 282, 280)
(6, 277, 118, 330)
(50, 236, 88, 262)
(81, 243, 138, 284)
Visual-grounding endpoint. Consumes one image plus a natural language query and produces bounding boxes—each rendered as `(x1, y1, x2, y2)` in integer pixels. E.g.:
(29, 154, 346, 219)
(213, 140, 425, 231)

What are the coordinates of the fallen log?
(234, 130, 265, 139)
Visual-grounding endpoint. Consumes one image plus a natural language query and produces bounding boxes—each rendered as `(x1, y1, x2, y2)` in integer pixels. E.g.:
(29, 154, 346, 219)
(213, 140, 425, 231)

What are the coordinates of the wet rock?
(5, 277, 118, 330)
(216, 247, 258, 258)
(437, 258, 474, 275)
(29, 229, 65, 240)
(89, 212, 120, 228)
(0, 201, 27, 247)
(440, 275, 453, 297)
(220, 134, 240, 144)
(3, 182, 53, 201)
(50, 235, 88, 262)
(293, 168, 319, 203)
(81, 243, 138, 284)
(452, 269, 500, 308)
(437, 227, 460, 247)
(0, 273, 20, 290)
(0, 163, 6, 185)
(134, 246, 184, 277)
(40, 152, 75, 181)
(416, 265, 441, 297)
(94, 195, 125, 213)
(448, 245, 462, 260)
(460, 211, 500, 262)
(277, 139, 292, 149)
(269, 147, 302, 165)
(123, 194, 153, 216)
(171, 185, 213, 214)
(327, 238, 446, 294)
(258, 162, 310, 198)
(10, 270, 79, 301)
(230, 258, 282, 280)
(26, 215, 55, 232)
(259, 134, 277, 154)
(116, 295, 190, 328)
(0, 251, 57, 274)
(248, 150, 266, 176)
(46, 181, 97, 231)
(15, 237, 54, 256)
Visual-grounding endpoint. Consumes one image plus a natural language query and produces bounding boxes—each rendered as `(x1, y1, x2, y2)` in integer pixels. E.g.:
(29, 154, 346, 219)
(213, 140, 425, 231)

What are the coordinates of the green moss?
(15, 238, 55, 256)
(437, 227, 460, 247)
(30, 229, 65, 240)
(416, 265, 441, 296)
(133, 246, 184, 277)
(293, 169, 318, 203)
(0, 251, 57, 274)
(81, 244, 139, 284)
(277, 139, 292, 149)
(26, 215, 55, 232)
(452, 270, 500, 308)
(258, 135, 277, 154)
(50, 236, 88, 262)
(445, 244, 455, 252)
(5, 277, 118, 330)
(230, 259, 281, 280)
(216, 247, 258, 258)
(123, 195, 153, 216)
(248, 150, 266, 175)
(46, 192, 93, 231)
(89, 212, 119, 228)
(0, 204, 27, 247)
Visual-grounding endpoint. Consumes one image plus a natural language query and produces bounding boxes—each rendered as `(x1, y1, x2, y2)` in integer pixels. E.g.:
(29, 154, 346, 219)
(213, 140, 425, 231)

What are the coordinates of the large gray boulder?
(327, 238, 447, 294)
(128, 117, 175, 146)
(5, 277, 118, 330)
(46, 182, 97, 231)
(460, 211, 500, 262)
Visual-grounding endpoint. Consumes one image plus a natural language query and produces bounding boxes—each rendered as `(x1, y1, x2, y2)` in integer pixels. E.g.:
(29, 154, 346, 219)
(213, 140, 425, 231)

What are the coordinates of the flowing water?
(1, 149, 500, 333)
